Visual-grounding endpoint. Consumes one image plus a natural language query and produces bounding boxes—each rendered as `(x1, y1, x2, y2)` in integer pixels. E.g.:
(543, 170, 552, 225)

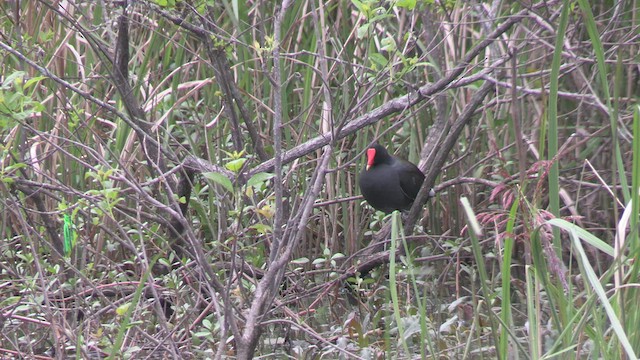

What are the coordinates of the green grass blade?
(500, 194, 519, 356)
(547, 219, 615, 257)
(525, 265, 540, 358)
(400, 221, 432, 359)
(460, 197, 502, 358)
(389, 211, 410, 357)
(577, 0, 629, 202)
(630, 106, 640, 260)
(547, 0, 570, 254)
(570, 228, 637, 359)
(107, 258, 155, 360)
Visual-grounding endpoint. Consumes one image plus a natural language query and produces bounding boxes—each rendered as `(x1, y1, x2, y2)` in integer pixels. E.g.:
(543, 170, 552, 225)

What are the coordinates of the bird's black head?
(365, 144, 391, 170)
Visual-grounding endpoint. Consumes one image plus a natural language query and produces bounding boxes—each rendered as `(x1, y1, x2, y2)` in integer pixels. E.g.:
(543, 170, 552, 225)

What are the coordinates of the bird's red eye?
(366, 148, 376, 166)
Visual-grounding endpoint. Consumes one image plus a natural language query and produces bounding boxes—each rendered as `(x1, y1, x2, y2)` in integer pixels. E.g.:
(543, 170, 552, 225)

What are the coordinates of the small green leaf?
(357, 23, 370, 39)
(291, 257, 309, 265)
(249, 224, 272, 235)
(247, 172, 275, 188)
(2, 71, 25, 89)
(351, 0, 372, 17)
(395, 0, 416, 10)
(225, 158, 246, 172)
(203, 172, 233, 193)
(24, 76, 47, 91)
(0, 296, 20, 307)
(369, 52, 388, 67)
(381, 36, 397, 53)
(116, 303, 131, 316)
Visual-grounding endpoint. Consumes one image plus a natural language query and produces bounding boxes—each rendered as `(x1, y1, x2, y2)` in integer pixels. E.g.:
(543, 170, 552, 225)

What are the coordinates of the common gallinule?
(358, 144, 426, 213)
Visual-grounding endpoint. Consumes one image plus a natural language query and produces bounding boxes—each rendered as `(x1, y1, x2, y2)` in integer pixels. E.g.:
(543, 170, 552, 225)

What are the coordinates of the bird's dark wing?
(398, 163, 425, 200)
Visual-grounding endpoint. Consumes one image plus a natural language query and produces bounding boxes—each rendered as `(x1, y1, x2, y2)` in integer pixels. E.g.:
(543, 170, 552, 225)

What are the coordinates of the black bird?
(358, 144, 426, 213)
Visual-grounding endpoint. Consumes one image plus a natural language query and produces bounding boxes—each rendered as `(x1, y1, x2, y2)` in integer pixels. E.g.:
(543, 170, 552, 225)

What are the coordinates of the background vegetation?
(1, 0, 639, 358)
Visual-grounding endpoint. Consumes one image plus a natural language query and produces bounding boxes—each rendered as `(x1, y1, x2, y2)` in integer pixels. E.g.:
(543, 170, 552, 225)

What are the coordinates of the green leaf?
(395, 0, 416, 10)
(381, 36, 397, 53)
(225, 158, 246, 172)
(351, 0, 371, 17)
(152, 0, 176, 7)
(369, 52, 388, 68)
(2, 71, 25, 89)
(249, 224, 272, 235)
(247, 172, 275, 188)
(291, 257, 309, 265)
(0, 296, 20, 307)
(24, 76, 47, 91)
(116, 303, 131, 316)
(203, 172, 233, 193)
(357, 23, 370, 39)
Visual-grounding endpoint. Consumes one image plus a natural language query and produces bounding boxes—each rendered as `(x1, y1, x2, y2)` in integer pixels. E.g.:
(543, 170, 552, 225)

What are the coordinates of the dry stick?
(311, 0, 339, 247)
(269, 0, 288, 265)
(204, 40, 267, 160)
(204, 45, 244, 153)
(237, 4, 346, 356)
(235, 1, 295, 358)
(419, 6, 449, 167)
(101, 11, 179, 355)
(109, 10, 198, 265)
(200, 43, 256, 350)
(406, 81, 497, 231)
